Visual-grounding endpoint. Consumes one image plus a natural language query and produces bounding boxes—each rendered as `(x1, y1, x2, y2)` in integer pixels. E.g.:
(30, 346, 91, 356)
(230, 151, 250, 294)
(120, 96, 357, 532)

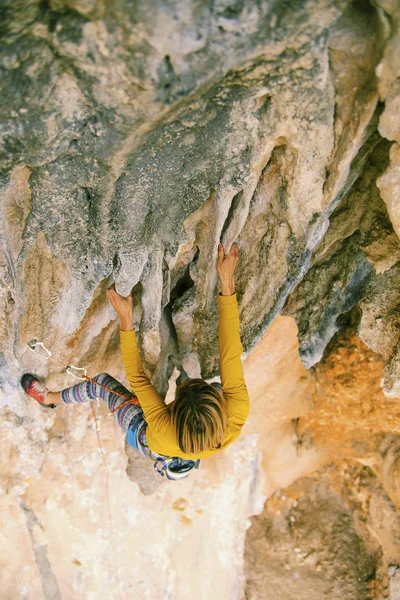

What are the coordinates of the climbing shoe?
(21, 374, 56, 408)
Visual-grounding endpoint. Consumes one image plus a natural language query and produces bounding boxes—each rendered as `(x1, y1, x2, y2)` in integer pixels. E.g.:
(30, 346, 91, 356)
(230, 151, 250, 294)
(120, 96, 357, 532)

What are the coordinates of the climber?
(21, 242, 250, 477)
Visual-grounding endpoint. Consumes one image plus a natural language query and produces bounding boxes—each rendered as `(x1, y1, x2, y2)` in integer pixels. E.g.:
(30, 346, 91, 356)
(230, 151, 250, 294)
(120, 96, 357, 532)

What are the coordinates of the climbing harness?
(28, 339, 139, 415)
(133, 423, 201, 481)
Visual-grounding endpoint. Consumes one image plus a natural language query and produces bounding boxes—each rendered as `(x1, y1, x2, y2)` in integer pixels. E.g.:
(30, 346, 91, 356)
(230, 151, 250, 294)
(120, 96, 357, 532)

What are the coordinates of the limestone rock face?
(1, 0, 398, 400)
(245, 473, 379, 600)
(1, 0, 400, 598)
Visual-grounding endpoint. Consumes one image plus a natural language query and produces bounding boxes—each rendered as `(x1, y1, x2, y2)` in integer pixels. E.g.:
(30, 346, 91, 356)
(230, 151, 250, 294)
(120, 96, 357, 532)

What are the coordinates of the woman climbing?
(21, 242, 250, 478)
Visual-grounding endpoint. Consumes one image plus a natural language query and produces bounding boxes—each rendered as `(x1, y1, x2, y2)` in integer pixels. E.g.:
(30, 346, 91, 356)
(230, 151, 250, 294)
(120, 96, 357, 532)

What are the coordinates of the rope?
(27, 339, 127, 599)
(84, 376, 139, 413)
(90, 400, 123, 600)
(27, 339, 139, 414)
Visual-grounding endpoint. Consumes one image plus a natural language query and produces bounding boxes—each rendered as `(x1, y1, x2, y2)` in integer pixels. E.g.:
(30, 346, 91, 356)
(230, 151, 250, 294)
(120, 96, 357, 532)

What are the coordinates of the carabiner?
(28, 340, 52, 360)
(153, 459, 167, 476)
(65, 364, 87, 381)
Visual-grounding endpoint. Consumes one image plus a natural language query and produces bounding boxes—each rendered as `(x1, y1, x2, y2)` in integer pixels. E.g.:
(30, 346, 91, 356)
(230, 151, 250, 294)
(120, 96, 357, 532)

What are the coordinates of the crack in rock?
(19, 499, 62, 600)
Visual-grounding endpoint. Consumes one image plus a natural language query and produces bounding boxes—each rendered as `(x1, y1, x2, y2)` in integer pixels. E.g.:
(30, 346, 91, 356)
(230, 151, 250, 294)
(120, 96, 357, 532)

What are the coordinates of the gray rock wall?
(1, 3, 400, 595)
(0, 1, 399, 405)
(1, 0, 399, 406)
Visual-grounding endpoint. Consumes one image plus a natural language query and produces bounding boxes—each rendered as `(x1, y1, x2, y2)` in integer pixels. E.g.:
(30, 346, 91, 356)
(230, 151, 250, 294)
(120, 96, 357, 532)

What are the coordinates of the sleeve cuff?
(119, 329, 137, 350)
(218, 292, 239, 315)
(218, 292, 238, 302)
(120, 329, 137, 342)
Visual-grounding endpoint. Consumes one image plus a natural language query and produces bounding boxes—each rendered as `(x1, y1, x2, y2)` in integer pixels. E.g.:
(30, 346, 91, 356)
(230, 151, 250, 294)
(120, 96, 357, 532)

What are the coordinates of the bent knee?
(93, 372, 113, 381)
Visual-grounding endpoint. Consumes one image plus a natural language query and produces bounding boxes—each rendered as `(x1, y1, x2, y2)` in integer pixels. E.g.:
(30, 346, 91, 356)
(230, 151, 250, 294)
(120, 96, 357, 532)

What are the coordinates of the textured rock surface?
(1, 0, 399, 400)
(244, 317, 400, 600)
(245, 472, 380, 600)
(1, 0, 400, 598)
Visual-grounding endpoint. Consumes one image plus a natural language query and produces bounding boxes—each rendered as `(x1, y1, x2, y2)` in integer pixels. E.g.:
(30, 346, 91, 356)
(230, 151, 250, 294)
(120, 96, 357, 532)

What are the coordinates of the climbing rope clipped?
(27, 339, 139, 414)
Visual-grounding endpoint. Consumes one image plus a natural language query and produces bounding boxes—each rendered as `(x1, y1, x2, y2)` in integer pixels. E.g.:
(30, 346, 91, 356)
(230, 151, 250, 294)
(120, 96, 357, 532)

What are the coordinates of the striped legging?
(61, 373, 143, 433)
(60, 373, 170, 461)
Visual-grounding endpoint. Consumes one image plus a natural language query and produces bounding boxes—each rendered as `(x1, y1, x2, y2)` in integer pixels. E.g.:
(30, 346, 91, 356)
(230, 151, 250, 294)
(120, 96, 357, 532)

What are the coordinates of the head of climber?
(171, 378, 227, 455)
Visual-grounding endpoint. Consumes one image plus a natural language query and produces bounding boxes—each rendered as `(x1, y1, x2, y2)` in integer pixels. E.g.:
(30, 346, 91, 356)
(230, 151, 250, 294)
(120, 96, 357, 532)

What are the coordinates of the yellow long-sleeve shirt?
(119, 292, 250, 460)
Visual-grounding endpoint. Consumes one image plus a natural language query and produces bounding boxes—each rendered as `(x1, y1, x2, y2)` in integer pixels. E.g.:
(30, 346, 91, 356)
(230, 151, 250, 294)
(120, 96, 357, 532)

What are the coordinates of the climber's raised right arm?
(106, 285, 169, 425)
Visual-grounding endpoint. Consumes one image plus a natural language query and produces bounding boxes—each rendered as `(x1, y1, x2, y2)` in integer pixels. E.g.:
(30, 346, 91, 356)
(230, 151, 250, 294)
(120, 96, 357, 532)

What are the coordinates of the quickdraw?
(27, 339, 139, 415)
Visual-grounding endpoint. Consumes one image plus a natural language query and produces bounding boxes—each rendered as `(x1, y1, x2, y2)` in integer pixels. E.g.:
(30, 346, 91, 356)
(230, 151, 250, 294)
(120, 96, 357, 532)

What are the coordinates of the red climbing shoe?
(21, 374, 56, 408)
